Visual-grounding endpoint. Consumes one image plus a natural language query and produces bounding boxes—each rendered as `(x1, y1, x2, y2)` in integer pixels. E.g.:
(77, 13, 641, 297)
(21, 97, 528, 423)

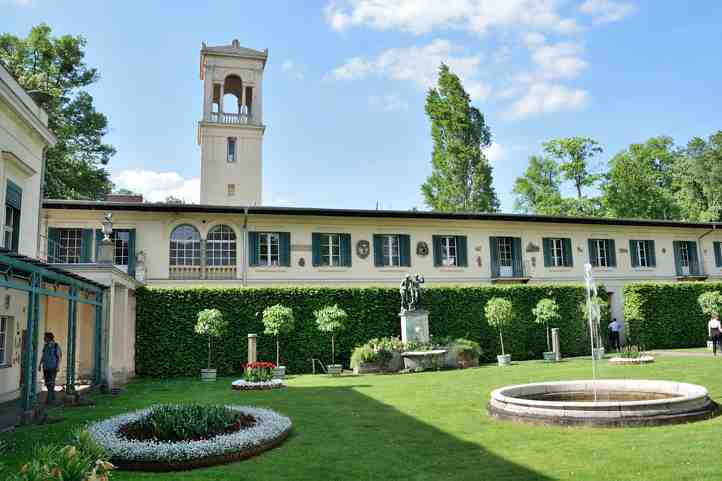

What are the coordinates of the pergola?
(0, 249, 105, 411)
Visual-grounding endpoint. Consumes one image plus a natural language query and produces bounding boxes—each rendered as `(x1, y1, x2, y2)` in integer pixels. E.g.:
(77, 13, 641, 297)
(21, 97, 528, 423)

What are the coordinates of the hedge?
(135, 285, 605, 377)
(624, 282, 722, 349)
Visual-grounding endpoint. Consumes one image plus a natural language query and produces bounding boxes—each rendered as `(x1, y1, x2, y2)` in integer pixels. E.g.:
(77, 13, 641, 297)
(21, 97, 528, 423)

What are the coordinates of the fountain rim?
(490, 379, 709, 409)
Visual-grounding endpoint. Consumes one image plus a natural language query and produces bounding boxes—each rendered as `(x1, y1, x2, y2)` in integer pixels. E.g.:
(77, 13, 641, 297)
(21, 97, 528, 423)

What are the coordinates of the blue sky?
(5, 1, 722, 211)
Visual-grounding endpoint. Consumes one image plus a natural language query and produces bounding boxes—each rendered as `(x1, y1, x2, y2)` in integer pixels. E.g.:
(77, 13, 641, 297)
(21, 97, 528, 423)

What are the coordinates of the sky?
(5, 0, 722, 211)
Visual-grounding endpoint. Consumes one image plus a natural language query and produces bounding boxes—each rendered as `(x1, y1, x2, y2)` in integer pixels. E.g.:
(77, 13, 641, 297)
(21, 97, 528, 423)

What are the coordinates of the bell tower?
(198, 39, 267, 205)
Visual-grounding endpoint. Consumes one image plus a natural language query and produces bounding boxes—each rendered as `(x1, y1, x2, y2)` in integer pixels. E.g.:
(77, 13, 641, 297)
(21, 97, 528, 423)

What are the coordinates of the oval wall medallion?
(416, 241, 429, 257)
(356, 240, 370, 259)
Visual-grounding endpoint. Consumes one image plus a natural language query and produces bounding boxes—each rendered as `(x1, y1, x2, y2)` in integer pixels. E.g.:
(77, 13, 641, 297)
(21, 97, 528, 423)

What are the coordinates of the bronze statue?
(400, 273, 425, 312)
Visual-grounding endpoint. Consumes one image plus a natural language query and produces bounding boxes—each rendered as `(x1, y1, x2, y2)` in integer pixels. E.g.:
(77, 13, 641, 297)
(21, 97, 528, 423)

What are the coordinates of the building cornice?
(0, 65, 56, 146)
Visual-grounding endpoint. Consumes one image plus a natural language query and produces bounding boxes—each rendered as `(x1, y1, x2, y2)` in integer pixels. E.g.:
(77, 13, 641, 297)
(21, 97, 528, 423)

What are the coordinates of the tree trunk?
(546, 323, 551, 352)
(207, 335, 211, 369)
(499, 329, 505, 356)
(331, 334, 335, 365)
(276, 337, 280, 366)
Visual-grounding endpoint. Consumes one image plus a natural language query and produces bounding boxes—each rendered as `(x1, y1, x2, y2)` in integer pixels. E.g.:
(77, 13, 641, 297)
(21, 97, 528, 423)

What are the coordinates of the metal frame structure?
(0, 250, 105, 410)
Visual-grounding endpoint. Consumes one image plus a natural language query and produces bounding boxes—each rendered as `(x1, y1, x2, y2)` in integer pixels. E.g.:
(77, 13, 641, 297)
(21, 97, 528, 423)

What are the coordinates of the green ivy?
(624, 282, 722, 349)
(136, 285, 603, 377)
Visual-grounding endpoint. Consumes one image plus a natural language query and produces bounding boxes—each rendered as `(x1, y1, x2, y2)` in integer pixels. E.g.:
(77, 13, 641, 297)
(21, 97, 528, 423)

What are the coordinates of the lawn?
(3, 355, 722, 481)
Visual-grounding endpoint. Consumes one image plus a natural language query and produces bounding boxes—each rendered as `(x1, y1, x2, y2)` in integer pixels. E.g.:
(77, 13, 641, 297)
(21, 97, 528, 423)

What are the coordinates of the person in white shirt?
(608, 318, 622, 352)
(708, 313, 721, 356)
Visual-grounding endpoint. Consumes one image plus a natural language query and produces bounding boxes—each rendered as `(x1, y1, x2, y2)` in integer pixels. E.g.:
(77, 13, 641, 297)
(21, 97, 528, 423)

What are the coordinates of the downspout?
(241, 207, 249, 287)
(697, 224, 718, 276)
(36, 147, 47, 258)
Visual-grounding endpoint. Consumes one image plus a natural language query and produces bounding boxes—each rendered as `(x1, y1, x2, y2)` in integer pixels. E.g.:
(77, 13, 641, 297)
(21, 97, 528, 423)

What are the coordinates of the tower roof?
(201, 39, 268, 62)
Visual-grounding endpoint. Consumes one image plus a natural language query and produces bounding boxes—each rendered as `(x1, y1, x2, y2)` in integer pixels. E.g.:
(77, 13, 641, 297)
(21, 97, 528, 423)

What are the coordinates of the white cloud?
(528, 39, 586, 80)
(324, 0, 579, 36)
(112, 170, 200, 203)
(484, 142, 505, 163)
(327, 39, 491, 100)
(281, 59, 305, 80)
(505, 83, 589, 119)
(579, 0, 636, 24)
(369, 93, 408, 112)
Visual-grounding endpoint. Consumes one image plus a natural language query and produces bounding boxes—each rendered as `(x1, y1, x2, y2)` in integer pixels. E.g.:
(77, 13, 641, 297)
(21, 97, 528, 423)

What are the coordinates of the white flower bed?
(85, 405, 292, 464)
(231, 379, 285, 390)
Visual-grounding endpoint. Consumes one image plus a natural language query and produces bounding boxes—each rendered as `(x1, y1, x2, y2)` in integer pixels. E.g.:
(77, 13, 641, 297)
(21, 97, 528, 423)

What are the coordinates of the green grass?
(3, 355, 722, 481)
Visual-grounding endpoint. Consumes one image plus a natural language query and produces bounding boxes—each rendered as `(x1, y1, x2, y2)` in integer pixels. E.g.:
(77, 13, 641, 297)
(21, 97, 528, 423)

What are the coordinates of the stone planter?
(402, 349, 447, 371)
(497, 354, 511, 367)
(592, 347, 605, 360)
(608, 355, 655, 365)
(354, 362, 381, 375)
(543, 351, 560, 362)
(327, 364, 343, 376)
(272, 366, 286, 379)
(200, 368, 217, 382)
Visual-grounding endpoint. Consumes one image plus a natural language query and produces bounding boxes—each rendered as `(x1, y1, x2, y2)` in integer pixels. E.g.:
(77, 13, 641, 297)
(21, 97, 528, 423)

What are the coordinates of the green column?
(65, 287, 77, 394)
(93, 293, 104, 385)
(21, 273, 41, 410)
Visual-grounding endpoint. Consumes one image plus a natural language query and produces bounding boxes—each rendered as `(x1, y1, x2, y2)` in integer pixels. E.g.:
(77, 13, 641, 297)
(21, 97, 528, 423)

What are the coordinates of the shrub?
(485, 297, 513, 356)
(451, 338, 482, 364)
(262, 304, 295, 366)
(314, 304, 348, 365)
(136, 285, 600, 376)
(625, 283, 722, 349)
(698, 291, 722, 317)
(533, 298, 560, 352)
(350, 344, 379, 369)
(243, 361, 276, 383)
(195, 308, 227, 369)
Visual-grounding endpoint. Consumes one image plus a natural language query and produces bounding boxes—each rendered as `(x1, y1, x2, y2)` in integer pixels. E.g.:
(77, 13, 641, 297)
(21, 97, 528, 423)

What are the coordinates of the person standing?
(708, 313, 722, 356)
(39, 332, 62, 404)
(608, 318, 622, 352)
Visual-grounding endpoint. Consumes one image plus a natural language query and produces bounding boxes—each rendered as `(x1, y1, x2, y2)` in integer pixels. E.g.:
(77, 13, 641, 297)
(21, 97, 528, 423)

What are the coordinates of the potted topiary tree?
(533, 298, 560, 362)
(314, 304, 348, 375)
(485, 297, 513, 367)
(195, 308, 228, 381)
(262, 304, 295, 379)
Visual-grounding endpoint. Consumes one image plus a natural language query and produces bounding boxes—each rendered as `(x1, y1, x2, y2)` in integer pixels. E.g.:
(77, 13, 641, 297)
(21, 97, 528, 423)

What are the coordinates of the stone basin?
(488, 379, 719, 427)
(401, 349, 447, 370)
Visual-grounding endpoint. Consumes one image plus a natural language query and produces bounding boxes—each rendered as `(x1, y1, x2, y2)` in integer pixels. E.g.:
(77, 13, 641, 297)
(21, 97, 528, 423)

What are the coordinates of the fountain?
(487, 264, 719, 427)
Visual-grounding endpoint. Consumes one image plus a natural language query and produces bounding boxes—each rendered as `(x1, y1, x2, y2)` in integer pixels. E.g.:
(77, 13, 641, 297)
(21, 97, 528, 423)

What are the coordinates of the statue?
(400, 273, 425, 312)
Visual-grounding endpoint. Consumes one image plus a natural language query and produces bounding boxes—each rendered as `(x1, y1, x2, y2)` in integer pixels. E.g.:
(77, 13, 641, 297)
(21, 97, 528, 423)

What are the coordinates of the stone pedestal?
(551, 328, 561, 361)
(400, 309, 429, 344)
(97, 239, 114, 264)
(247, 334, 257, 364)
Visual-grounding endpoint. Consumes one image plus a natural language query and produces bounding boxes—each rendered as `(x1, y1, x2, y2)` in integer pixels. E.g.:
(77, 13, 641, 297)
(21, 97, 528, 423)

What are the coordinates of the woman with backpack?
(39, 332, 62, 404)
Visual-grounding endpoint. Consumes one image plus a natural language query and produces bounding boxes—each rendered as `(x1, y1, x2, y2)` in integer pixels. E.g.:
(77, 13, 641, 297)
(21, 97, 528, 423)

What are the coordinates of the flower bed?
(231, 379, 285, 390)
(231, 361, 286, 390)
(85, 405, 292, 471)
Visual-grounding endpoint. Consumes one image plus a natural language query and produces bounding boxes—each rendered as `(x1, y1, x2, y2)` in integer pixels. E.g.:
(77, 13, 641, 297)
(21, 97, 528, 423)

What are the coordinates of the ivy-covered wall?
(136, 285, 601, 377)
(624, 282, 722, 349)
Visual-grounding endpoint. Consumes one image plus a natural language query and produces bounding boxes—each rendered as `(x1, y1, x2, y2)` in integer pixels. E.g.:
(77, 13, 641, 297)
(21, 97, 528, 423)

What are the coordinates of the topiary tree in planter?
(485, 297, 513, 366)
(262, 304, 295, 378)
(314, 304, 348, 375)
(533, 298, 560, 360)
(698, 291, 722, 317)
(195, 309, 228, 381)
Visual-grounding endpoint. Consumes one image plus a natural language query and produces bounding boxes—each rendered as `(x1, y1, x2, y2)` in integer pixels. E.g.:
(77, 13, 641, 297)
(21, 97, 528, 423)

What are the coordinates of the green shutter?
(5, 180, 21, 210)
(311, 233, 321, 267)
(512, 237, 523, 277)
(489, 237, 499, 278)
(542, 238, 552, 267)
(279, 232, 291, 267)
(629, 240, 639, 268)
(714, 242, 722, 268)
(562, 238, 573, 267)
(373, 235, 384, 267)
(673, 241, 683, 276)
(47, 227, 60, 262)
(340, 233, 352, 267)
(80, 229, 94, 263)
(647, 240, 656, 267)
(456, 235, 468, 267)
(127, 229, 136, 277)
(248, 232, 259, 267)
(689, 241, 700, 275)
(588, 239, 598, 267)
(399, 234, 411, 267)
(607, 239, 617, 267)
(432, 235, 442, 267)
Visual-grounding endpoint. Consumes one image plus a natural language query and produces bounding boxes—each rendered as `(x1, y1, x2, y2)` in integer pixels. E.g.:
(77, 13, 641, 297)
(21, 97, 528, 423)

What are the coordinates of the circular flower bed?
(609, 355, 655, 365)
(232, 378, 285, 390)
(85, 405, 292, 472)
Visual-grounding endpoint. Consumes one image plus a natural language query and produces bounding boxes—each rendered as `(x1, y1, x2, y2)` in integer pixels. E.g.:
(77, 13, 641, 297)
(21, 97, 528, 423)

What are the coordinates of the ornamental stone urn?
(327, 364, 343, 376)
(497, 354, 511, 367)
(273, 366, 286, 379)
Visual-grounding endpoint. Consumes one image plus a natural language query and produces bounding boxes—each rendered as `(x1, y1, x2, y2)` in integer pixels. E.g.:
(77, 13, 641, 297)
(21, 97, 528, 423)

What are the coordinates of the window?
(169, 225, 201, 266)
(207, 225, 237, 266)
(498, 237, 513, 269)
(0, 317, 8, 365)
(382, 235, 401, 267)
(227, 184, 236, 196)
(596, 239, 609, 267)
(679, 242, 690, 268)
(4, 180, 21, 252)
(588, 239, 616, 268)
(112, 231, 130, 266)
(319, 233, 341, 267)
(551, 238, 564, 267)
(630, 240, 655, 268)
(440, 236, 457, 266)
(258, 232, 280, 266)
(4, 206, 16, 250)
(58, 229, 83, 264)
(227, 137, 237, 162)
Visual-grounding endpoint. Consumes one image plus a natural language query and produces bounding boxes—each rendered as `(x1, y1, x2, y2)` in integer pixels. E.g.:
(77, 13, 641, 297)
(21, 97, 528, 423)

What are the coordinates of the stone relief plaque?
(416, 241, 429, 257)
(356, 240, 370, 259)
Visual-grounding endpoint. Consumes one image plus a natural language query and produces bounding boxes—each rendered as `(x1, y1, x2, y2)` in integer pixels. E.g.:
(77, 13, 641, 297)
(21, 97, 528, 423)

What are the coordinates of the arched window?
(207, 225, 237, 266)
(169, 225, 201, 266)
(222, 74, 243, 114)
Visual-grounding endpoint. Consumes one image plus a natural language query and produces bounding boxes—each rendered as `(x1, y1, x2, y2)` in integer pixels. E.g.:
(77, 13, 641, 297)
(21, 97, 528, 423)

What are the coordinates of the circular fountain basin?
(488, 379, 718, 427)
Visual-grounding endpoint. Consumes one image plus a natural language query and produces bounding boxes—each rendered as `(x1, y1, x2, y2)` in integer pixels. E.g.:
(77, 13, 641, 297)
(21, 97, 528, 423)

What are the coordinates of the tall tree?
(512, 155, 565, 214)
(421, 64, 499, 212)
(675, 131, 722, 221)
(601, 136, 681, 220)
(0, 24, 114, 199)
(542, 137, 602, 200)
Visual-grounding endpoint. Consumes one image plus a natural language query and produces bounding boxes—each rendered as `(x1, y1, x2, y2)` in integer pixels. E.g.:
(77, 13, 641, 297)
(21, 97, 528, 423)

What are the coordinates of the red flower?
(241, 361, 276, 370)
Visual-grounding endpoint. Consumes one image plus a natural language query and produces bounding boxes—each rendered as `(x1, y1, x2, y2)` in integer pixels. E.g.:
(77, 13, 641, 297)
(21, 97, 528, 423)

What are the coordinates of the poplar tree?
(421, 64, 499, 212)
